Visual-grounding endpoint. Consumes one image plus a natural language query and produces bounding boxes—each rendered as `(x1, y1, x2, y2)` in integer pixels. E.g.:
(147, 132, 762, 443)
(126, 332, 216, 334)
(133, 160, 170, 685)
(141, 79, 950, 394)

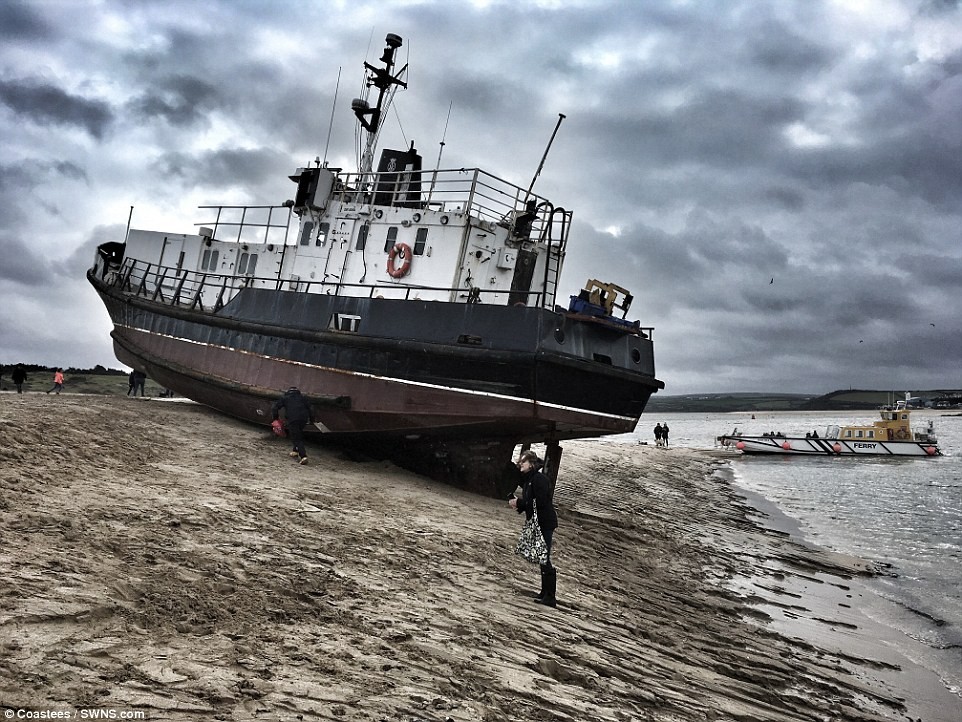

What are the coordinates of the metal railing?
(112, 258, 548, 314)
(194, 205, 293, 246)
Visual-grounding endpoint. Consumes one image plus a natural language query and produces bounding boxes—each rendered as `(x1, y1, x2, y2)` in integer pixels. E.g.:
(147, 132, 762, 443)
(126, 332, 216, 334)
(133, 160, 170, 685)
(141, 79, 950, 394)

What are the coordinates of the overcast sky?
(1, 0, 959, 395)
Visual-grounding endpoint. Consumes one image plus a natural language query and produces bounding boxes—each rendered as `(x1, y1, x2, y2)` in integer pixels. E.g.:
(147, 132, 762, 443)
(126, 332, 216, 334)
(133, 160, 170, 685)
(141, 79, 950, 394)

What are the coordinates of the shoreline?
(1, 394, 960, 720)
(722, 473, 962, 721)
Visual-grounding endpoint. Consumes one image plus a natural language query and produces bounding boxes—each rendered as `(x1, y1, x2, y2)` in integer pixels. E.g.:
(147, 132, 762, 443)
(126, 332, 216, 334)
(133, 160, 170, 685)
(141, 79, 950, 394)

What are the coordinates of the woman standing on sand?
(509, 450, 559, 607)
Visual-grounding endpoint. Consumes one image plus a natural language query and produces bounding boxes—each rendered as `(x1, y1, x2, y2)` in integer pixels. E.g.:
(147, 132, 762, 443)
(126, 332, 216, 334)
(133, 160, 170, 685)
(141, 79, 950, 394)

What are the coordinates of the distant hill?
(647, 389, 962, 413)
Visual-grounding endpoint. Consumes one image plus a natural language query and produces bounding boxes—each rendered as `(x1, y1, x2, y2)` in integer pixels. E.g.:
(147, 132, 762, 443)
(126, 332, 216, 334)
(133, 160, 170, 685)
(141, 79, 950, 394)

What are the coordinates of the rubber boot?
(534, 567, 547, 602)
(535, 566, 557, 608)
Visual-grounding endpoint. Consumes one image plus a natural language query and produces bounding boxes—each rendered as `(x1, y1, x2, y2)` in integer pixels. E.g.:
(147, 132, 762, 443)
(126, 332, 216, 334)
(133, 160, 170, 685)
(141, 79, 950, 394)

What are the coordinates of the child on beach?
(47, 369, 64, 395)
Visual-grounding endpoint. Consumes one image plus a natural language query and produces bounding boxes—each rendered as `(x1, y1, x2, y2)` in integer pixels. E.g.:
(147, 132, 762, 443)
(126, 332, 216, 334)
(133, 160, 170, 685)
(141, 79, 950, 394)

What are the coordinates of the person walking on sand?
(132, 370, 146, 396)
(653, 422, 663, 447)
(509, 449, 559, 607)
(46, 368, 64, 395)
(271, 386, 315, 465)
(662, 422, 670, 448)
(12, 364, 27, 394)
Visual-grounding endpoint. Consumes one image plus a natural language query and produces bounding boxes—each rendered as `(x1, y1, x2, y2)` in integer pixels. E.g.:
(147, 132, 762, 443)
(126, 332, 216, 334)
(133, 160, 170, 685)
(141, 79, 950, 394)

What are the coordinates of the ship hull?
(90, 273, 662, 493)
(719, 435, 941, 457)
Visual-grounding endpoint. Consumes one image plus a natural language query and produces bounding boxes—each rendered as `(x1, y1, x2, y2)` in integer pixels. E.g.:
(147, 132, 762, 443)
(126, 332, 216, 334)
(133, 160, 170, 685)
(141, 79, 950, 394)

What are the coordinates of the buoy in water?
(736, 441, 746, 450)
(781, 441, 791, 450)
(926, 446, 937, 456)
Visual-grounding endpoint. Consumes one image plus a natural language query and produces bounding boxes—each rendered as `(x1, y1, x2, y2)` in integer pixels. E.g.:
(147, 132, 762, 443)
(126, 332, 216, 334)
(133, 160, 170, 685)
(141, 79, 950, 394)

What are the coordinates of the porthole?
(440, 215, 449, 225)
(413, 212, 421, 222)
(631, 348, 642, 364)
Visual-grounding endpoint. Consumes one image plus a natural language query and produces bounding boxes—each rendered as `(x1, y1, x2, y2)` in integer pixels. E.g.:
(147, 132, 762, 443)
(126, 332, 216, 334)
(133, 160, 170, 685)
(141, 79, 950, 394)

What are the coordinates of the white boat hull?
(718, 435, 941, 457)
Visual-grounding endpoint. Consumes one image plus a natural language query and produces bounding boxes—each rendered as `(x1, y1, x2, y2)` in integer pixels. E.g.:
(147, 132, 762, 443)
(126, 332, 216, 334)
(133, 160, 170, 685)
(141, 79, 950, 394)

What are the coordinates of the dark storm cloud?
(0, 159, 88, 188)
(0, 1, 50, 40)
(0, 160, 89, 232)
(0, 235, 47, 284)
(0, 78, 112, 139)
(129, 75, 221, 127)
(152, 147, 287, 189)
(746, 19, 833, 75)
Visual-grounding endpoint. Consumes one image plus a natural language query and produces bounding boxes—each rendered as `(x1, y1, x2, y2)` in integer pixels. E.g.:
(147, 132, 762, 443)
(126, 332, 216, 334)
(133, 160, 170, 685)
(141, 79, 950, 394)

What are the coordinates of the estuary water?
(619, 409, 962, 701)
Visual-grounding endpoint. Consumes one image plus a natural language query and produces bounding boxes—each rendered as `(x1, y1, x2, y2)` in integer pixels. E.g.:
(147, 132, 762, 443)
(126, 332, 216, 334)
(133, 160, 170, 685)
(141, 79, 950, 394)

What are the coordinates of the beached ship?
(87, 33, 664, 495)
(718, 398, 941, 457)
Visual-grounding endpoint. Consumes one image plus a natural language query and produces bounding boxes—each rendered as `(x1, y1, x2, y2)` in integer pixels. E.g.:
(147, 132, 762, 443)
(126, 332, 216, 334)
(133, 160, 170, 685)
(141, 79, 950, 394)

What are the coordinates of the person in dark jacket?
(509, 449, 559, 607)
(271, 387, 315, 465)
(12, 364, 27, 394)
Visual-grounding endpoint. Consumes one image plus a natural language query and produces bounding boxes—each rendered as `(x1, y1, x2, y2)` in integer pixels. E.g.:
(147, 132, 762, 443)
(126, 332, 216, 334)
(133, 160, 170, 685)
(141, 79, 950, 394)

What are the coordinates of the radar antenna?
(352, 33, 408, 176)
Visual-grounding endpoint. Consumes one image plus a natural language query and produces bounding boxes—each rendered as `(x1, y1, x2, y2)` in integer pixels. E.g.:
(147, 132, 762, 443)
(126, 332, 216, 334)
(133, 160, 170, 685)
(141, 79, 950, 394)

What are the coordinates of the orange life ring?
(387, 243, 412, 278)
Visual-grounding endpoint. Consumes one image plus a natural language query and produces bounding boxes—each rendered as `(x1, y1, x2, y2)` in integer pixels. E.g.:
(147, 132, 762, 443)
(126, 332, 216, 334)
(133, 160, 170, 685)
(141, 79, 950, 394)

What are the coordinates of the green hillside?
(647, 389, 962, 413)
(0, 365, 167, 397)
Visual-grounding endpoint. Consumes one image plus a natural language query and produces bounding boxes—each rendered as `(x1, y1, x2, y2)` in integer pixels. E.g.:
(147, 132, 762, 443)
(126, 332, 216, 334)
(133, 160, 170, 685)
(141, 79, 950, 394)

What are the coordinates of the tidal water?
(620, 409, 962, 700)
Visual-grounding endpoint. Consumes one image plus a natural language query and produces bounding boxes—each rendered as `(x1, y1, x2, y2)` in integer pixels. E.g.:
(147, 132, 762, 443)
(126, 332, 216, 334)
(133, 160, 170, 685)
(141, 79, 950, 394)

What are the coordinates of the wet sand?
(1, 393, 959, 720)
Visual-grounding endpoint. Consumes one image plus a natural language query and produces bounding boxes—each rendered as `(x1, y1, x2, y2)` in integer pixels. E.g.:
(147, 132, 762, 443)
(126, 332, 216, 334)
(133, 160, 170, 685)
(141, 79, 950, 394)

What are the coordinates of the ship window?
(414, 227, 428, 255)
(317, 222, 329, 246)
(844, 430, 852, 438)
(202, 249, 219, 271)
(355, 224, 369, 250)
(329, 313, 360, 332)
(384, 226, 398, 252)
(856, 430, 863, 438)
(300, 221, 314, 246)
(238, 252, 258, 275)
(866, 430, 874, 438)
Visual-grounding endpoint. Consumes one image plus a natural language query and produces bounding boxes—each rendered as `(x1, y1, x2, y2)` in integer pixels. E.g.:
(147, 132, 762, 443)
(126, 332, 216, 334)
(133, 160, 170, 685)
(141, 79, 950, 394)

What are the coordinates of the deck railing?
(111, 258, 549, 314)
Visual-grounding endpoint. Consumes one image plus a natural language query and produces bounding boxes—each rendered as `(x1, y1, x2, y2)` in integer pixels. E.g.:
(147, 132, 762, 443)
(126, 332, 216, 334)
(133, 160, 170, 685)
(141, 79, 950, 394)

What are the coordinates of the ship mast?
(352, 33, 408, 176)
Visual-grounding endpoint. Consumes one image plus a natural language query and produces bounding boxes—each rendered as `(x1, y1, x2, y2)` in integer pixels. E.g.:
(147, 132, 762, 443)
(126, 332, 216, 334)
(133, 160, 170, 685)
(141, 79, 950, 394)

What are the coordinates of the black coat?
(516, 468, 557, 532)
(271, 390, 315, 425)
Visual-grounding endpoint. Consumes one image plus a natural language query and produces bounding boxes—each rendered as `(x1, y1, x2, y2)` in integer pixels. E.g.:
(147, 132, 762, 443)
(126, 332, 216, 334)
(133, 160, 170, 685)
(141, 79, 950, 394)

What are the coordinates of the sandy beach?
(1, 394, 959, 721)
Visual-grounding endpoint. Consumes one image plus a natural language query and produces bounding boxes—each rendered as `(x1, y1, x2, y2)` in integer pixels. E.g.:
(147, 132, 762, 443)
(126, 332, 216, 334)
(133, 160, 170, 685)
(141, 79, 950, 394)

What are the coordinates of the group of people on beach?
(3, 365, 164, 397)
(0, 365, 62, 394)
(653, 422, 670, 447)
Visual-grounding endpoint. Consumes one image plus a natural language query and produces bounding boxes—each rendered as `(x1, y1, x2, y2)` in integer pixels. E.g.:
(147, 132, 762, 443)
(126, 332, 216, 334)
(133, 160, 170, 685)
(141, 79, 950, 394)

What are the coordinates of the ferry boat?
(87, 33, 664, 496)
(718, 397, 941, 457)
